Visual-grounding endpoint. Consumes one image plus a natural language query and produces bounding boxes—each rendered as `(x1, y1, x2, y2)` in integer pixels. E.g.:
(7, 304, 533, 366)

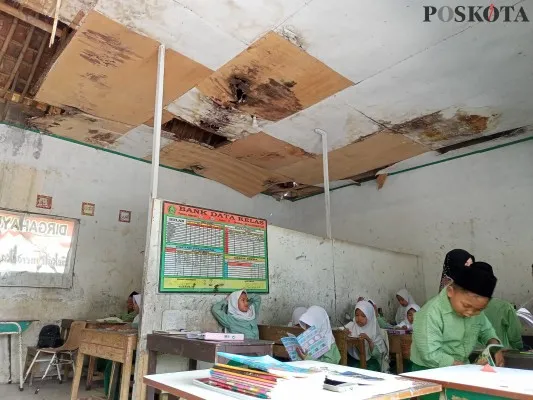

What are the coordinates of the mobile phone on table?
(323, 378, 356, 393)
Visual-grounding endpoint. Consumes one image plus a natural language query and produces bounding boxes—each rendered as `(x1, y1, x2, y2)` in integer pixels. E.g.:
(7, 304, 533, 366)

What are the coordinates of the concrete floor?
(0, 382, 104, 400)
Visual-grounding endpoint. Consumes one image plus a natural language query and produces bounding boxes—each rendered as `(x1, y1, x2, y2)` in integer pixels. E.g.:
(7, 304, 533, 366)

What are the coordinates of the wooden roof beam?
(0, 2, 64, 37)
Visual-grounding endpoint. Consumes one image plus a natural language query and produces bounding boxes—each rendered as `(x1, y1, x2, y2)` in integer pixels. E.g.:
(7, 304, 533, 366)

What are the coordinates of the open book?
(475, 343, 504, 367)
(280, 326, 329, 361)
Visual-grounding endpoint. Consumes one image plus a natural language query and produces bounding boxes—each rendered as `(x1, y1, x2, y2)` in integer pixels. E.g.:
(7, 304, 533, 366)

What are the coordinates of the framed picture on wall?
(0, 208, 79, 288)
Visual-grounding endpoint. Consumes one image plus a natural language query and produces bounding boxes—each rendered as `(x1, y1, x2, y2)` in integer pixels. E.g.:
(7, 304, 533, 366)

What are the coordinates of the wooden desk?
(403, 364, 533, 400)
(146, 334, 273, 400)
(388, 333, 412, 373)
(70, 328, 137, 400)
(61, 319, 131, 383)
(346, 336, 367, 369)
(144, 360, 442, 400)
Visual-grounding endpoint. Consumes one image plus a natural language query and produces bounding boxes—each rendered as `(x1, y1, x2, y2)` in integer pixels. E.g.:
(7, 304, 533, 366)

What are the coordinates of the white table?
(403, 364, 533, 400)
(144, 360, 441, 400)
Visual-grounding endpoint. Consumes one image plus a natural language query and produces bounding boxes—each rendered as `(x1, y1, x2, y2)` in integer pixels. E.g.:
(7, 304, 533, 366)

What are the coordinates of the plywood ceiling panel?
(217, 132, 314, 170)
(263, 92, 378, 154)
(35, 11, 213, 126)
(111, 124, 175, 159)
(95, 0, 245, 70)
(197, 32, 353, 122)
(338, 17, 533, 149)
(157, 140, 292, 197)
(275, 132, 429, 185)
(276, 0, 474, 83)
(165, 88, 264, 140)
(31, 113, 133, 146)
(176, 0, 309, 44)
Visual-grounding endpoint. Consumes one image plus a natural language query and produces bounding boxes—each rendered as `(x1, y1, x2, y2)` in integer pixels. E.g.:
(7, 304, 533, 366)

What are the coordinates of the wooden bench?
(258, 324, 365, 367)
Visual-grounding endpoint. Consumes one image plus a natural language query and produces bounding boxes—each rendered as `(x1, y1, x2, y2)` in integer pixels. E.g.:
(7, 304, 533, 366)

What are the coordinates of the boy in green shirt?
(483, 298, 523, 350)
(411, 262, 504, 370)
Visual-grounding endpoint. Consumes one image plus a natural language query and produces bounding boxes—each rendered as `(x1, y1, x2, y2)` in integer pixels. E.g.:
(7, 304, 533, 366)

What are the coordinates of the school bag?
(37, 324, 63, 348)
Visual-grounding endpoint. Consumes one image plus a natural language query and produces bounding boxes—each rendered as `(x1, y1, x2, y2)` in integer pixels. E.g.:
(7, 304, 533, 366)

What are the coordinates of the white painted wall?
(294, 140, 533, 306)
(0, 124, 297, 383)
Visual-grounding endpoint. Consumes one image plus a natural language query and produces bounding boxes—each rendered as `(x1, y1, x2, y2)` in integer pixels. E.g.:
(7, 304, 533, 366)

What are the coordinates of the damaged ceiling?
(2, 0, 533, 200)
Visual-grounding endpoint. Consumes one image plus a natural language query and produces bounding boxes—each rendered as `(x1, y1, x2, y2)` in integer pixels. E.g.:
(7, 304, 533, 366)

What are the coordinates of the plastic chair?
(23, 321, 87, 394)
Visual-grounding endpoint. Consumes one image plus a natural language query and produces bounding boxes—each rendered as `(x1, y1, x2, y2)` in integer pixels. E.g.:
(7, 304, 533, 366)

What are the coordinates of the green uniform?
(483, 298, 523, 350)
(307, 343, 341, 365)
(348, 344, 383, 371)
(117, 311, 136, 323)
(211, 294, 261, 339)
(411, 289, 499, 369)
(377, 316, 393, 329)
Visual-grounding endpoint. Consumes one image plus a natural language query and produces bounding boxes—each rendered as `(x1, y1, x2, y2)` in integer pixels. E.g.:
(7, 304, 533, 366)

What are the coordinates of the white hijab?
(299, 306, 335, 349)
(289, 307, 307, 326)
(395, 289, 415, 324)
(397, 304, 420, 330)
(132, 295, 142, 326)
(133, 294, 142, 308)
(347, 300, 384, 361)
(228, 290, 256, 321)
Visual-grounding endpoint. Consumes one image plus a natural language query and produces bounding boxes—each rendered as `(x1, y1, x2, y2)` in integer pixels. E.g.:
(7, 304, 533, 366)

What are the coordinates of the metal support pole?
(150, 44, 165, 200)
(314, 128, 332, 239)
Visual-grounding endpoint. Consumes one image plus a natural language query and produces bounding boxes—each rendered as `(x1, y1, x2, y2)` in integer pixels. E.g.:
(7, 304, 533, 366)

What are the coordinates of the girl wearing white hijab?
(297, 306, 341, 365)
(396, 304, 420, 330)
(346, 300, 389, 372)
(289, 307, 308, 327)
(364, 298, 393, 329)
(212, 290, 261, 339)
(395, 289, 416, 325)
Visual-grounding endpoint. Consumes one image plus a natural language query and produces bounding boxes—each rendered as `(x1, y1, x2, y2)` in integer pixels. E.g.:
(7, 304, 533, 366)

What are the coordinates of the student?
(411, 262, 503, 370)
(115, 291, 139, 322)
(297, 306, 341, 365)
(438, 249, 475, 291)
(367, 299, 393, 329)
(396, 304, 420, 330)
(132, 294, 142, 328)
(395, 289, 415, 325)
(288, 307, 307, 327)
(211, 290, 261, 339)
(346, 300, 388, 371)
(483, 298, 523, 350)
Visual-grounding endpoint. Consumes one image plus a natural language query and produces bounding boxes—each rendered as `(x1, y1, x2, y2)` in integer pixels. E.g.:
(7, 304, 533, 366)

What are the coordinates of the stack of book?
(193, 354, 325, 399)
(196, 364, 281, 399)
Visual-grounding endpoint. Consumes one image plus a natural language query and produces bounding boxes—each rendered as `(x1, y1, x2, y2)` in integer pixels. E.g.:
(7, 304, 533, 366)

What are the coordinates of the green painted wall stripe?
(1, 121, 201, 178)
(294, 134, 533, 202)
(387, 135, 533, 177)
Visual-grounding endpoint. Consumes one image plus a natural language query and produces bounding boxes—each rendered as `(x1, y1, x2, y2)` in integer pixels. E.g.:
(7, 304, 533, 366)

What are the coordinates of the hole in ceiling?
(229, 75, 250, 104)
(162, 117, 231, 149)
(0, 0, 70, 125)
(263, 181, 323, 201)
